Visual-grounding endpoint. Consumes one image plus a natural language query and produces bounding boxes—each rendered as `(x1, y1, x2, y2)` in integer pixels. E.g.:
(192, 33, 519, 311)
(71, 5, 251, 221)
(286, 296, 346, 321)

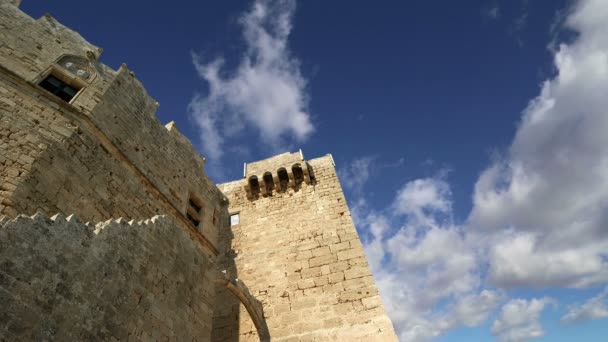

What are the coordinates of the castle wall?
(86, 65, 226, 247)
(218, 154, 397, 341)
(0, 2, 115, 114)
(0, 3, 397, 341)
(0, 2, 226, 252)
(0, 68, 164, 223)
(0, 213, 217, 341)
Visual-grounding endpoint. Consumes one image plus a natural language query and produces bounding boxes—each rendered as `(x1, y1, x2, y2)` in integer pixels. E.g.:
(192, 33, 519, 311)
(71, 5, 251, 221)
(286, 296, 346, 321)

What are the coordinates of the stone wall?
(0, 68, 163, 223)
(0, 213, 217, 341)
(218, 154, 398, 341)
(0, 1, 227, 252)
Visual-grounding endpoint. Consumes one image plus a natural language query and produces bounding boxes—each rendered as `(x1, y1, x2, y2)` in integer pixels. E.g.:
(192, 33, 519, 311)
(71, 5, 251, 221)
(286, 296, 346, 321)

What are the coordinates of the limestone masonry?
(0, 1, 398, 341)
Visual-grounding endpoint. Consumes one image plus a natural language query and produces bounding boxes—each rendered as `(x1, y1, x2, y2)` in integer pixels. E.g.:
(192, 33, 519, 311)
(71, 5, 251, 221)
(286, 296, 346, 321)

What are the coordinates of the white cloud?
(469, 0, 608, 289)
(492, 297, 554, 342)
(450, 290, 505, 327)
(393, 178, 451, 221)
(561, 287, 608, 324)
(339, 156, 375, 195)
(359, 177, 501, 341)
(189, 0, 313, 161)
(349, 0, 608, 339)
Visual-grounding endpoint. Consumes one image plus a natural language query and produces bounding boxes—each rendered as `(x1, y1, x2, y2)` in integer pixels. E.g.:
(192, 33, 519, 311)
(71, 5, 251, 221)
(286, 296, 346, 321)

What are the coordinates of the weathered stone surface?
(0, 213, 217, 341)
(0, 0, 227, 251)
(218, 153, 398, 341)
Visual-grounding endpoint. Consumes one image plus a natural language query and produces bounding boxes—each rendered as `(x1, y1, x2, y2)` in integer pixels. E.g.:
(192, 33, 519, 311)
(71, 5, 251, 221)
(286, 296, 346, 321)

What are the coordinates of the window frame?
(230, 212, 240, 227)
(34, 66, 86, 104)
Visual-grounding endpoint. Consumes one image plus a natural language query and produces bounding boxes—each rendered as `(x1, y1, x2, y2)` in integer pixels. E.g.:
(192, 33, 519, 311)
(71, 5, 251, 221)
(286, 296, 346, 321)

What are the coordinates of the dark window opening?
(39, 75, 80, 102)
(307, 164, 315, 182)
(278, 168, 289, 191)
(189, 198, 202, 213)
(187, 195, 203, 229)
(263, 172, 274, 194)
(249, 176, 260, 195)
(187, 212, 200, 228)
(292, 164, 304, 184)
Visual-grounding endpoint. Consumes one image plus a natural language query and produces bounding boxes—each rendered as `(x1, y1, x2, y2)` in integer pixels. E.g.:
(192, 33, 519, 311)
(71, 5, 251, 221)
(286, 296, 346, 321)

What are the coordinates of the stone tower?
(214, 152, 397, 341)
(0, 1, 397, 341)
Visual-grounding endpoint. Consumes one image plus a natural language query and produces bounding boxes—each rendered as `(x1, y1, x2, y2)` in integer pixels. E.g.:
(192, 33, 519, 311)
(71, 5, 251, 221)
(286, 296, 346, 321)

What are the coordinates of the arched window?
(292, 164, 304, 185)
(307, 163, 315, 182)
(263, 172, 274, 194)
(277, 168, 289, 191)
(248, 175, 260, 195)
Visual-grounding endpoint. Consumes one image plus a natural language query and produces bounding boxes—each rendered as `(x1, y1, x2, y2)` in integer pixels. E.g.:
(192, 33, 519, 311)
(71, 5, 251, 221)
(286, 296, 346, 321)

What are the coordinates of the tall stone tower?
(0, 1, 397, 341)
(215, 152, 397, 341)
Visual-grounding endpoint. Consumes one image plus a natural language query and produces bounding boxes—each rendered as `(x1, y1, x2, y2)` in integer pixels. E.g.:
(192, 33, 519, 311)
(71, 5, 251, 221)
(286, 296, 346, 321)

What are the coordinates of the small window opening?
(230, 213, 240, 226)
(292, 164, 304, 185)
(187, 212, 200, 227)
(263, 172, 274, 194)
(189, 198, 202, 213)
(307, 164, 315, 182)
(249, 176, 260, 195)
(39, 74, 81, 102)
(212, 208, 217, 225)
(187, 195, 203, 229)
(277, 168, 289, 191)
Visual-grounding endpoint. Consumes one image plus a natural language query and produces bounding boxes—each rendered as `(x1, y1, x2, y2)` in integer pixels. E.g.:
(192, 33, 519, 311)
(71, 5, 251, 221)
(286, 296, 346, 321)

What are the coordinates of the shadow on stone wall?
(211, 208, 270, 342)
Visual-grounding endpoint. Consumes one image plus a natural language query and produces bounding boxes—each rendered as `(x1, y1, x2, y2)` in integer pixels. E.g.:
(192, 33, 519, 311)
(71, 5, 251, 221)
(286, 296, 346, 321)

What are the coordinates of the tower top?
(243, 151, 304, 179)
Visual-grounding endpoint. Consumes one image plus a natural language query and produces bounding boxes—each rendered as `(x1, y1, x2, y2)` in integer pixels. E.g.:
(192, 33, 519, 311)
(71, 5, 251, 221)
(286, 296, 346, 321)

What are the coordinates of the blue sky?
(22, 0, 608, 341)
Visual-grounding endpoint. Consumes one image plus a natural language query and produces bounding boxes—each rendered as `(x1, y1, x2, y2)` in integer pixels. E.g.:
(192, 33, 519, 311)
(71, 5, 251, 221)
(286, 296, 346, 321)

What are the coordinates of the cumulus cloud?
(492, 298, 554, 342)
(189, 0, 313, 161)
(469, 0, 608, 289)
(338, 0, 608, 340)
(356, 176, 501, 341)
(393, 178, 452, 221)
(561, 287, 608, 324)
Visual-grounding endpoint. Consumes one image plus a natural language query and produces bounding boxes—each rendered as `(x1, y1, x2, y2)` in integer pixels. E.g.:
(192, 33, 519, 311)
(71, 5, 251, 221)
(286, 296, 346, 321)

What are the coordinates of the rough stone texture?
(0, 0, 226, 251)
(218, 154, 398, 341)
(0, 1, 398, 341)
(0, 213, 217, 341)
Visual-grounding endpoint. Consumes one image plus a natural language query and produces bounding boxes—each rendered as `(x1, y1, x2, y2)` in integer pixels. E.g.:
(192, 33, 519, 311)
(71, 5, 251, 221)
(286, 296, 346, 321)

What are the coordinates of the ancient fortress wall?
(218, 153, 397, 341)
(0, 213, 217, 341)
(0, 1, 225, 252)
(0, 2, 398, 340)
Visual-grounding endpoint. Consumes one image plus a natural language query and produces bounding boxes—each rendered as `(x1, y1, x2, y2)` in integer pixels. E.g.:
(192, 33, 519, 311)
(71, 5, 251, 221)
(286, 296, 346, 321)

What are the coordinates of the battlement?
(242, 150, 316, 198)
(0, 212, 219, 340)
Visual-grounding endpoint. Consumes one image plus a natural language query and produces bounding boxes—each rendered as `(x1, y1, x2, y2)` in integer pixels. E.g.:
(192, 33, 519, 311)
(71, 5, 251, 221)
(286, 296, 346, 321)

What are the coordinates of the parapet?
(242, 150, 316, 198)
(0, 212, 218, 340)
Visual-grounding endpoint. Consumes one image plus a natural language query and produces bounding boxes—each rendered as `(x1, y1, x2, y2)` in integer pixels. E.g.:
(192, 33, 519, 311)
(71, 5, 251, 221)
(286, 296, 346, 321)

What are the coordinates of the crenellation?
(216, 154, 397, 341)
(0, 213, 219, 341)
